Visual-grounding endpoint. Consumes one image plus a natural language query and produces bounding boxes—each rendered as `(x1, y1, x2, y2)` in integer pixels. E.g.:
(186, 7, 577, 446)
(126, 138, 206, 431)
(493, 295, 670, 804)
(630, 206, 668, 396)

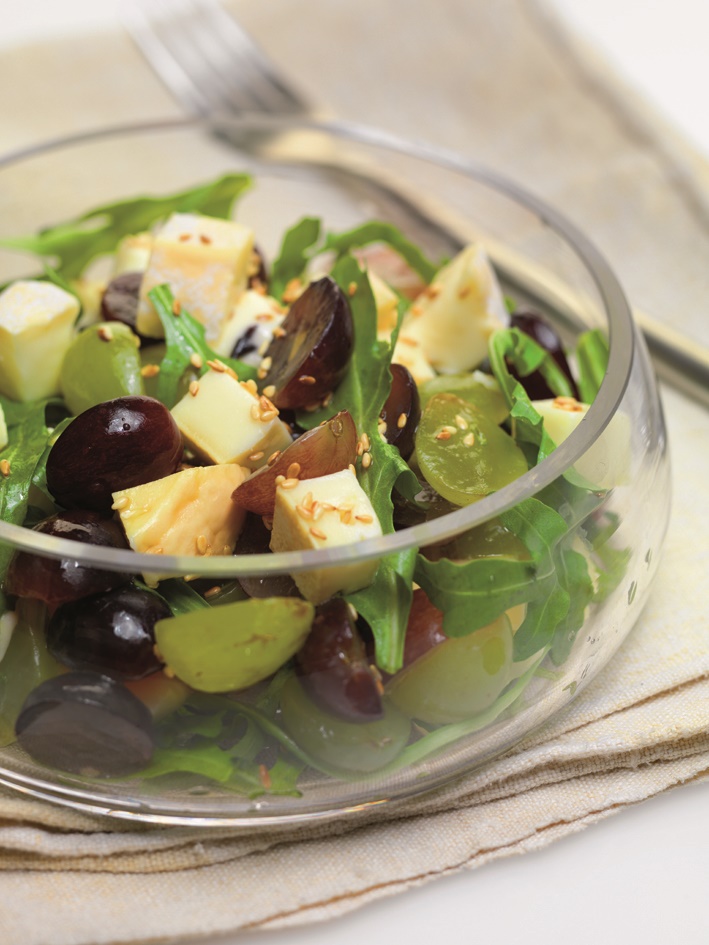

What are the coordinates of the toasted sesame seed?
(282, 278, 302, 303)
(242, 379, 258, 395)
(257, 355, 272, 380)
(189, 380, 200, 397)
(355, 513, 374, 524)
(455, 414, 469, 430)
(463, 432, 476, 447)
(275, 475, 286, 486)
(361, 432, 371, 451)
(97, 325, 113, 342)
(111, 496, 129, 510)
(410, 304, 423, 317)
(399, 335, 418, 347)
(226, 367, 238, 381)
(311, 503, 325, 521)
(190, 353, 203, 370)
(296, 505, 314, 520)
(250, 404, 261, 421)
(553, 396, 584, 412)
(378, 419, 388, 436)
(272, 325, 287, 338)
(348, 463, 357, 475)
(281, 477, 299, 490)
(435, 429, 452, 441)
(204, 585, 222, 599)
(356, 441, 364, 457)
(172, 299, 182, 316)
(458, 285, 472, 299)
(262, 384, 276, 398)
(249, 451, 265, 462)
(267, 450, 282, 466)
(178, 233, 190, 242)
(287, 462, 301, 479)
(362, 452, 372, 469)
(303, 492, 314, 509)
(322, 391, 333, 407)
(397, 412, 407, 429)
(298, 375, 316, 385)
(199, 234, 212, 245)
(338, 500, 355, 512)
(259, 394, 275, 411)
(260, 409, 278, 422)
(309, 526, 327, 540)
(255, 312, 274, 322)
(252, 279, 267, 295)
(340, 509, 353, 525)
(196, 535, 209, 555)
(348, 281, 357, 296)
(207, 358, 227, 373)
(141, 363, 160, 378)
(424, 283, 442, 299)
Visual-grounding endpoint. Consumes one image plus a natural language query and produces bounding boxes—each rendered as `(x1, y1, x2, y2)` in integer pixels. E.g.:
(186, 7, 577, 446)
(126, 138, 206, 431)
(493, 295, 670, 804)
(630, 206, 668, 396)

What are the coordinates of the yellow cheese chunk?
(112, 463, 248, 585)
(114, 232, 154, 275)
(369, 271, 399, 338)
(136, 213, 254, 341)
(269, 469, 383, 604)
(171, 368, 292, 469)
(0, 280, 79, 402)
(402, 244, 507, 373)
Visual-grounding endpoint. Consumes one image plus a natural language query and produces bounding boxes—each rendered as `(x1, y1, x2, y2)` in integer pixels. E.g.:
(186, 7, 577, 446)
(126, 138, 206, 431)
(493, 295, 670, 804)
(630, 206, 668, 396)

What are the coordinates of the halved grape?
(15, 671, 154, 777)
(418, 370, 508, 425)
(509, 310, 579, 400)
(380, 363, 420, 460)
(280, 675, 410, 774)
(386, 613, 514, 725)
(416, 393, 528, 506)
(232, 515, 299, 599)
(60, 321, 144, 416)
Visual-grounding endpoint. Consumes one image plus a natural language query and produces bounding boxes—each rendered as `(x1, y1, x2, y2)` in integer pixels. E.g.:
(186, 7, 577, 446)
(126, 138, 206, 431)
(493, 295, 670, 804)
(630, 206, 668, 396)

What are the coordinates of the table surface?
(3, 2, 709, 943)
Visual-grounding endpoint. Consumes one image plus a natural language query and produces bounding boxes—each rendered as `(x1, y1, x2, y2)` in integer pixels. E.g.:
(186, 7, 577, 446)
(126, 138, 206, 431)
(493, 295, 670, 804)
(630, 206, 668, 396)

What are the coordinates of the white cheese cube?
(269, 469, 383, 604)
(112, 463, 248, 585)
(534, 396, 632, 489)
(171, 368, 292, 470)
(114, 232, 154, 274)
(0, 280, 79, 402)
(136, 213, 254, 341)
(389, 331, 436, 385)
(369, 271, 399, 338)
(402, 244, 508, 374)
(212, 289, 285, 364)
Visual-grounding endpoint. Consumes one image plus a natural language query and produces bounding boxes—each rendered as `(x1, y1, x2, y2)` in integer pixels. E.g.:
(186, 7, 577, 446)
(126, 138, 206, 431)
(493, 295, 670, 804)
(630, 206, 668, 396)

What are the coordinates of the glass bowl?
(0, 116, 669, 826)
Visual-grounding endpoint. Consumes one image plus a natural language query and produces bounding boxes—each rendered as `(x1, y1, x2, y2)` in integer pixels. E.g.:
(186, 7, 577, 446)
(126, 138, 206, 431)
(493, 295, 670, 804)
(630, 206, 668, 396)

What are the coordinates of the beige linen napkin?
(1, 1, 709, 942)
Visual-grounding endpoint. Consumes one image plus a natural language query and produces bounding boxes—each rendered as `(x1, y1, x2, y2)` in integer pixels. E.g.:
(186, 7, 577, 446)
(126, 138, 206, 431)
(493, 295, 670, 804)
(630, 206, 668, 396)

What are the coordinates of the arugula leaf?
(323, 221, 440, 283)
(0, 173, 252, 280)
(270, 216, 321, 299)
(148, 284, 256, 407)
(576, 329, 609, 403)
(549, 546, 595, 664)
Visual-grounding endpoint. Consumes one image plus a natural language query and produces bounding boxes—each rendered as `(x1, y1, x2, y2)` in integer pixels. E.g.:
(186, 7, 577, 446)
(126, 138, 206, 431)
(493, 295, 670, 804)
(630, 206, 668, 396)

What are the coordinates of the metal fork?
(123, 0, 309, 117)
(124, 0, 709, 407)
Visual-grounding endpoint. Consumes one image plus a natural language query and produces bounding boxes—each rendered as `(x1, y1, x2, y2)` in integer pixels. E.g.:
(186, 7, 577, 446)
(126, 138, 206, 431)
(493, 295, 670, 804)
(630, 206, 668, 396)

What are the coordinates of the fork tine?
(124, 0, 308, 116)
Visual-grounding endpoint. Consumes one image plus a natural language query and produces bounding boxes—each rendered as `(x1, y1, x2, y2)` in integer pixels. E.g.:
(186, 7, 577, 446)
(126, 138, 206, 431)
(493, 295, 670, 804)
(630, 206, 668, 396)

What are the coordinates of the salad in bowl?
(0, 118, 668, 824)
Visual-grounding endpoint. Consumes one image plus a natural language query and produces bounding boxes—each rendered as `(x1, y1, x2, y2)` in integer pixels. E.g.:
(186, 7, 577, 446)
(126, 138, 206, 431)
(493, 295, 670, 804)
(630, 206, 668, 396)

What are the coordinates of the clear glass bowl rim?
(0, 114, 634, 578)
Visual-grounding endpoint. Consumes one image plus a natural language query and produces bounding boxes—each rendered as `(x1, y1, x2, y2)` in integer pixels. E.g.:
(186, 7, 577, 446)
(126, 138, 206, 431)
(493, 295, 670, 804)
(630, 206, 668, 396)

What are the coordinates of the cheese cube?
(171, 368, 292, 470)
(269, 469, 383, 604)
(136, 213, 254, 341)
(0, 280, 79, 402)
(370, 271, 400, 338)
(402, 244, 507, 374)
(212, 289, 285, 364)
(112, 463, 248, 585)
(390, 332, 436, 385)
(114, 232, 154, 275)
(534, 396, 632, 489)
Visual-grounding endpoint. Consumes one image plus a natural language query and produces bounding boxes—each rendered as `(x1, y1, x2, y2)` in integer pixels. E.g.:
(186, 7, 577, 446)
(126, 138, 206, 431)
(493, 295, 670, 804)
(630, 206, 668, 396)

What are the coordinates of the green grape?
(426, 516, 530, 563)
(154, 597, 314, 693)
(415, 393, 528, 506)
(60, 322, 144, 414)
(386, 614, 514, 725)
(280, 675, 411, 774)
(0, 599, 63, 747)
(418, 370, 509, 425)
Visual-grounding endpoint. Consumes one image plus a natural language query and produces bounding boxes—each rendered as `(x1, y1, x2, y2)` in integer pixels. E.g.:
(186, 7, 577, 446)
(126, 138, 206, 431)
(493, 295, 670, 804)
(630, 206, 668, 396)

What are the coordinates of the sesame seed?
(298, 375, 316, 385)
(310, 526, 327, 540)
(281, 477, 299, 489)
(399, 335, 418, 347)
(296, 505, 314, 520)
(553, 396, 584, 412)
(282, 278, 302, 303)
(267, 450, 282, 466)
(356, 441, 364, 456)
(1, 460, 11, 478)
(287, 462, 301, 479)
(272, 325, 287, 338)
(303, 492, 314, 510)
(378, 419, 388, 436)
(204, 585, 222, 599)
(356, 513, 374, 524)
(311, 503, 325, 521)
(207, 358, 227, 373)
(111, 495, 129, 510)
(255, 312, 274, 323)
(361, 432, 371, 451)
(348, 281, 357, 296)
(243, 379, 258, 395)
(178, 233, 190, 242)
(410, 304, 423, 317)
(257, 355, 272, 380)
(322, 391, 333, 407)
(189, 380, 200, 397)
(190, 353, 203, 370)
(348, 463, 357, 475)
(362, 452, 372, 469)
(260, 409, 278, 422)
(435, 429, 452, 441)
(455, 414, 469, 430)
(97, 325, 113, 342)
(172, 299, 182, 316)
(250, 404, 261, 421)
(196, 535, 209, 555)
(275, 475, 286, 486)
(458, 285, 472, 299)
(464, 432, 476, 447)
(340, 509, 353, 525)
(397, 413, 407, 429)
(424, 283, 442, 299)
(249, 451, 265, 462)
(253, 281, 267, 296)
(199, 234, 212, 245)
(338, 500, 355, 512)
(226, 367, 238, 381)
(262, 384, 276, 398)
(141, 363, 160, 378)
(259, 395, 275, 411)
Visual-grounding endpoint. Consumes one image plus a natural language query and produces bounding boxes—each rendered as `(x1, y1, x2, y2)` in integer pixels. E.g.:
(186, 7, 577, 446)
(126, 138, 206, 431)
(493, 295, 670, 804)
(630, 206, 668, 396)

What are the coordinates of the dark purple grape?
(15, 671, 154, 777)
(261, 277, 354, 409)
(380, 363, 421, 459)
(248, 245, 269, 290)
(231, 324, 260, 360)
(295, 598, 383, 722)
(46, 395, 183, 512)
(46, 585, 170, 680)
(5, 510, 130, 607)
(509, 310, 579, 400)
(101, 271, 141, 330)
(233, 515, 300, 599)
